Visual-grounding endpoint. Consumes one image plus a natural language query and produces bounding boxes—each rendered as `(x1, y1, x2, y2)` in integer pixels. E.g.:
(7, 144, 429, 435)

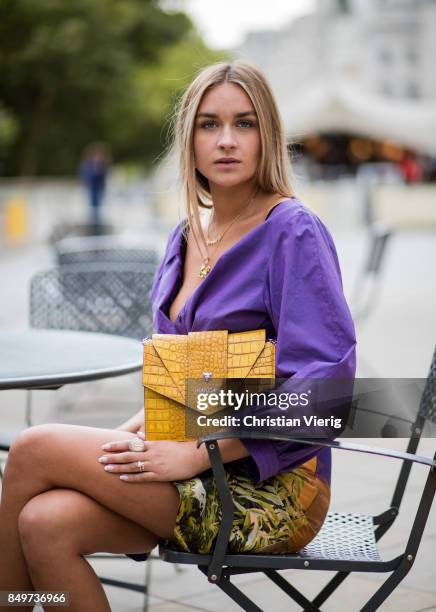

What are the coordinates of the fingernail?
(120, 475, 129, 480)
(98, 456, 109, 463)
(104, 465, 114, 471)
(101, 444, 111, 450)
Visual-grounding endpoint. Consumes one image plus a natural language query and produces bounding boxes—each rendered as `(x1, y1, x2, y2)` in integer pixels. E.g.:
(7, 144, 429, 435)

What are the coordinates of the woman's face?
(193, 82, 261, 189)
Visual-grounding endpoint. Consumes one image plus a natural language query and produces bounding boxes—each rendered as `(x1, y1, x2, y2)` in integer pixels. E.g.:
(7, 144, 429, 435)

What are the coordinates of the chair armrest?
(197, 431, 436, 469)
(197, 431, 435, 582)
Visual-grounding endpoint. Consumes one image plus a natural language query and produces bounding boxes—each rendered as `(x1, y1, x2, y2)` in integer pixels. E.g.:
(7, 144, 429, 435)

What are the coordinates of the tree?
(0, 0, 225, 176)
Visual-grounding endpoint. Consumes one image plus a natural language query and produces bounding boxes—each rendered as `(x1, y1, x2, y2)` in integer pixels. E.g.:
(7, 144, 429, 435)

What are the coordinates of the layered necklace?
(193, 188, 259, 279)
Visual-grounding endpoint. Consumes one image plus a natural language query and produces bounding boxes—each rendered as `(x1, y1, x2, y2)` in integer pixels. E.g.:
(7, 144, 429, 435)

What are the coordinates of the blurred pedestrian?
(79, 142, 111, 228)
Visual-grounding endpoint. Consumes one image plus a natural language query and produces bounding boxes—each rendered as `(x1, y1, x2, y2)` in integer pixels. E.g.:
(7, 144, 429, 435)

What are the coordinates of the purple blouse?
(150, 197, 356, 484)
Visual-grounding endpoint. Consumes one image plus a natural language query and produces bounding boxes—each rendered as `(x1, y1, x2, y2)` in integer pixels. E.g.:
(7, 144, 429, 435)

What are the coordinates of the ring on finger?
(128, 438, 146, 452)
(137, 460, 146, 472)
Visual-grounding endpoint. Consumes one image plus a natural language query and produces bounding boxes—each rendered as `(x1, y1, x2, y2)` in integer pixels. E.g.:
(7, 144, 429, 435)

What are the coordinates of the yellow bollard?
(4, 196, 28, 243)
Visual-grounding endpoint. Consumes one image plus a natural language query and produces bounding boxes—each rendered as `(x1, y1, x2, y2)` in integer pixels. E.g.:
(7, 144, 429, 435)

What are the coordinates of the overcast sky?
(165, 0, 316, 50)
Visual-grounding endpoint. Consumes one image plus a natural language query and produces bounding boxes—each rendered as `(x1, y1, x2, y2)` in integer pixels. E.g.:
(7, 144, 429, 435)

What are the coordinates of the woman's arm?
(241, 209, 357, 482)
(99, 434, 250, 482)
(116, 409, 144, 433)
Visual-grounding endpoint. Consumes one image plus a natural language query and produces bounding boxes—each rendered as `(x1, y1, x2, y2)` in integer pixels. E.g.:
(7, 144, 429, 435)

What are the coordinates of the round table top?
(0, 329, 143, 390)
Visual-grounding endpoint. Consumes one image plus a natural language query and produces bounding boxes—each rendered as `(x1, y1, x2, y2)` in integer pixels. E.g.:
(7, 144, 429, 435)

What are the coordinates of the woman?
(0, 61, 356, 610)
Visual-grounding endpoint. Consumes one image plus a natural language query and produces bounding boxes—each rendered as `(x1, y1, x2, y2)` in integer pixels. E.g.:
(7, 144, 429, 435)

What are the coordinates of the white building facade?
(235, 0, 436, 153)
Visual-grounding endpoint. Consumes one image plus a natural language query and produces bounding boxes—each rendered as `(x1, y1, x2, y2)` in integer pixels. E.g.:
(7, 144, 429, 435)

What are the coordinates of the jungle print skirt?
(163, 455, 330, 555)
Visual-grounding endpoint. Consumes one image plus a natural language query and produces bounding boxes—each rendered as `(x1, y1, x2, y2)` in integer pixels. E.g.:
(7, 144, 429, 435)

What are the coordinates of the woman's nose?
(217, 125, 237, 148)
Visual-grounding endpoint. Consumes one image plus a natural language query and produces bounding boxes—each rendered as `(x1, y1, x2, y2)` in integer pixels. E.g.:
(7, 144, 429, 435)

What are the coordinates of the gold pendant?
(199, 259, 211, 278)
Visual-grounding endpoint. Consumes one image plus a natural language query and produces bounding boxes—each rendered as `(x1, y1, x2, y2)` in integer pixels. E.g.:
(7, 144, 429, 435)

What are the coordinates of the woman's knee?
(7, 424, 65, 472)
(18, 491, 76, 560)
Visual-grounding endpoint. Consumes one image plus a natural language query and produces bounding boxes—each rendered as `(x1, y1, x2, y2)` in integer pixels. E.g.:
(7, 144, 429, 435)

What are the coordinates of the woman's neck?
(209, 182, 260, 225)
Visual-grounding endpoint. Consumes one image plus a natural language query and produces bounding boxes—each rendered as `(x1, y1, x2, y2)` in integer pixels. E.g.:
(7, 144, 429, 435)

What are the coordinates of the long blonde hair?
(170, 60, 295, 245)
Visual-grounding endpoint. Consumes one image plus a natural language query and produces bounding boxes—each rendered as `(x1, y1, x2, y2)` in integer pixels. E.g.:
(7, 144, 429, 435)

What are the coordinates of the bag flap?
(187, 330, 228, 378)
(227, 329, 268, 378)
(143, 328, 272, 411)
(143, 334, 187, 404)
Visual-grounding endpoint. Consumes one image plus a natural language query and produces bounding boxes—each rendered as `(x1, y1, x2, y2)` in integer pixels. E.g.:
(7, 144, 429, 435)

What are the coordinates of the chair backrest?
(29, 263, 155, 340)
(364, 223, 392, 275)
(387, 345, 436, 513)
(54, 235, 158, 267)
(418, 346, 436, 426)
(351, 221, 394, 322)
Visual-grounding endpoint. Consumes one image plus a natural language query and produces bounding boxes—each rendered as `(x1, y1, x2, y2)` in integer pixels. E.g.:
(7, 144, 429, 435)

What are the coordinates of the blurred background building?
(237, 0, 436, 180)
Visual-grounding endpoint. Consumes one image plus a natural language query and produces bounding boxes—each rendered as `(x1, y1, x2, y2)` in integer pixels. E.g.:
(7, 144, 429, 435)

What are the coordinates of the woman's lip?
(215, 160, 241, 164)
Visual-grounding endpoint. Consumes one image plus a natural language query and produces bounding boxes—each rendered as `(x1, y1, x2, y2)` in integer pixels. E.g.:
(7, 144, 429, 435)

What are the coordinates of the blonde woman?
(0, 61, 356, 610)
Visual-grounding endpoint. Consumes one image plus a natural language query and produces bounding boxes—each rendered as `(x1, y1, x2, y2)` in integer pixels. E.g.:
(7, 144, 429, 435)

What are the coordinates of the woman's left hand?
(97, 432, 208, 482)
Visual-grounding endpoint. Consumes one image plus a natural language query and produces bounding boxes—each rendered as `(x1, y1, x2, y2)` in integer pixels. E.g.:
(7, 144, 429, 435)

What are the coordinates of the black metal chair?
(2, 262, 156, 447)
(53, 235, 158, 267)
(30, 263, 155, 340)
(49, 222, 114, 244)
(351, 222, 394, 323)
(159, 348, 436, 612)
(24, 262, 155, 425)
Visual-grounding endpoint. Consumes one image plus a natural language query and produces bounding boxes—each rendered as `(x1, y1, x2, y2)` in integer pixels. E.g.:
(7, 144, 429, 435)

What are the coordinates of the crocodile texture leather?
(143, 329, 275, 441)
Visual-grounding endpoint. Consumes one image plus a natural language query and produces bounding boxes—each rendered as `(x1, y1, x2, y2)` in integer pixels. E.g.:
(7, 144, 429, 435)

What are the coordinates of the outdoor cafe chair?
(53, 235, 158, 267)
(351, 221, 393, 323)
(29, 262, 155, 341)
(49, 221, 114, 244)
(157, 347, 436, 612)
(21, 261, 156, 425)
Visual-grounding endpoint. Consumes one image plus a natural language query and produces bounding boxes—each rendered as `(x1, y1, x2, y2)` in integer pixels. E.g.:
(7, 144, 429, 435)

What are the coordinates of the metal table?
(0, 329, 143, 390)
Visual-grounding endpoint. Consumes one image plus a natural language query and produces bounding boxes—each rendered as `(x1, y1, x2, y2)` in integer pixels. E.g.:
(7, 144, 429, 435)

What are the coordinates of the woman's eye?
(200, 119, 255, 130)
(237, 120, 255, 128)
(201, 121, 218, 129)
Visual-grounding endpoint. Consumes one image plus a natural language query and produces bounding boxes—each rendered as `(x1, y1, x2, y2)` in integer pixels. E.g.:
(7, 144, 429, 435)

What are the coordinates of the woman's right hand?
(98, 433, 208, 482)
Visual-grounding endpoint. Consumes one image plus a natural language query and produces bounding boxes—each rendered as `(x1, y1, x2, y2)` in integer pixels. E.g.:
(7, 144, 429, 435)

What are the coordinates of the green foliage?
(0, 0, 228, 176)
(104, 31, 229, 167)
(0, 104, 18, 151)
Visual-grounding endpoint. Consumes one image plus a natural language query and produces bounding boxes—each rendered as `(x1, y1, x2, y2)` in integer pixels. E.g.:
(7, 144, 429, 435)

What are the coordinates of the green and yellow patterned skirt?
(164, 455, 330, 555)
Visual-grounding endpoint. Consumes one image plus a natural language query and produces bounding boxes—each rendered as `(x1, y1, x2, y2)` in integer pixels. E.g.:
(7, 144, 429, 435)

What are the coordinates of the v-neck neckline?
(163, 197, 296, 325)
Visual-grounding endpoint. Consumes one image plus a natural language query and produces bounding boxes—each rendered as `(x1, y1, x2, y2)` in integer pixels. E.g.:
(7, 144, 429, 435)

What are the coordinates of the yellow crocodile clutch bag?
(143, 329, 275, 441)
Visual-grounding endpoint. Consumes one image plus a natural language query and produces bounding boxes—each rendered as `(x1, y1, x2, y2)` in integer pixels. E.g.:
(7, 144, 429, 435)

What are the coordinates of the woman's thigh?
(5, 424, 180, 540)
(19, 488, 159, 557)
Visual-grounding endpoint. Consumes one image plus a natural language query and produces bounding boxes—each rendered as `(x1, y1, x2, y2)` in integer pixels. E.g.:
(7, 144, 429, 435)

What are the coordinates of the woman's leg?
(18, 488, 161, 612)
(0, 424, 180, 604)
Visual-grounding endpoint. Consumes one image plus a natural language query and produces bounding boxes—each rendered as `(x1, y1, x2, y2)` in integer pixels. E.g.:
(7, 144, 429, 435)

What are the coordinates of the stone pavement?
(0, 197, 435, 611)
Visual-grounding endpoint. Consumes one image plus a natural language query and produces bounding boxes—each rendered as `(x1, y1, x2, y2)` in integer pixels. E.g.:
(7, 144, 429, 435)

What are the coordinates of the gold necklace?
(206, 194, 254, 246)
(196, 188, 259, 279)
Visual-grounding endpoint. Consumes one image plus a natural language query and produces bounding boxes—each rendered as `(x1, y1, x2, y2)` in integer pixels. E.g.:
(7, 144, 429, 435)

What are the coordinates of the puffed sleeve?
(241, 209, 356, 482)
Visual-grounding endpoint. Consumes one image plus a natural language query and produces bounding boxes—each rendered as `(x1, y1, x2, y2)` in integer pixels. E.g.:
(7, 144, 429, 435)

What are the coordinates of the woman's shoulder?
(267, 196, 328, 237)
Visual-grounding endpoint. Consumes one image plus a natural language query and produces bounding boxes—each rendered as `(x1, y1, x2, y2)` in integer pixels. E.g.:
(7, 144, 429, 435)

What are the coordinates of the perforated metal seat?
(302, 511, 381, 563)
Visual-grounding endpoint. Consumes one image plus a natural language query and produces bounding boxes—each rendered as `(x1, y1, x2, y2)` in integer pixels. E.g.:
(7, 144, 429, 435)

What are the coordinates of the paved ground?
(0, 189, 435, 611)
